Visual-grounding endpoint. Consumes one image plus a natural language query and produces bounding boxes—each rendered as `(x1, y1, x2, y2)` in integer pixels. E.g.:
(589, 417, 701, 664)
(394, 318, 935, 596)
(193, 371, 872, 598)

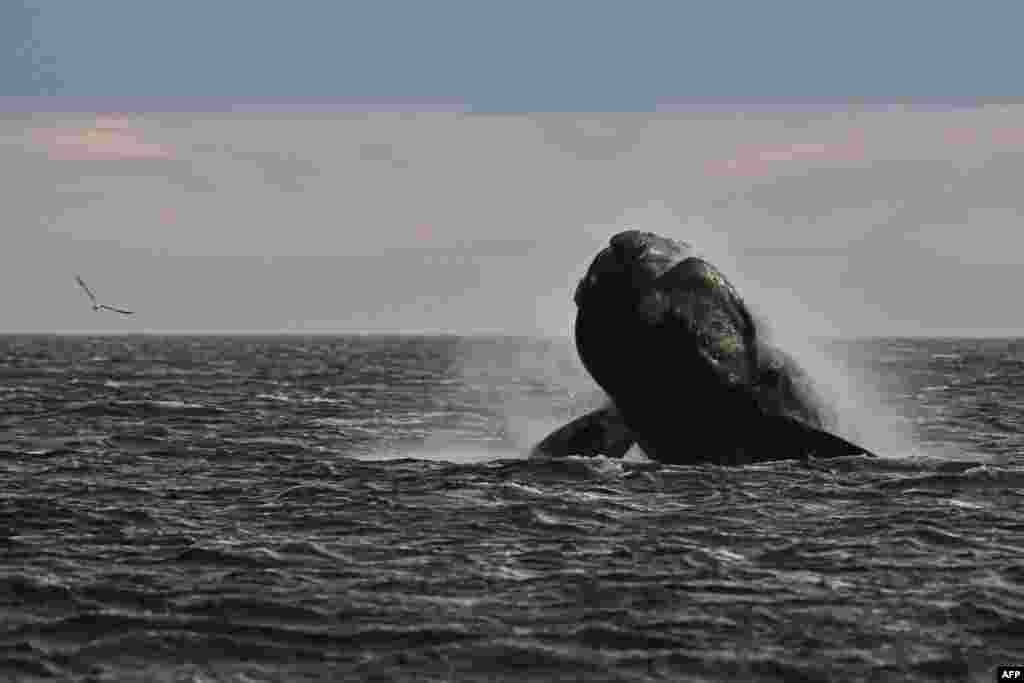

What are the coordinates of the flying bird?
(75, 275, 134, 315)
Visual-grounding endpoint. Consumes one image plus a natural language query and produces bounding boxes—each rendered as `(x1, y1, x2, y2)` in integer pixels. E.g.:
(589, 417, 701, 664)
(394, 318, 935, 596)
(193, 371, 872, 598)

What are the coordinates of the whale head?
(574, 230, 698, 307)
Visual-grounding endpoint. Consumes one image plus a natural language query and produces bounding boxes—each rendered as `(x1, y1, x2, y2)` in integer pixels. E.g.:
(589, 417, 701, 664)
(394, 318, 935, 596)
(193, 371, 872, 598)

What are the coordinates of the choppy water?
(1, 335, 1021, 682)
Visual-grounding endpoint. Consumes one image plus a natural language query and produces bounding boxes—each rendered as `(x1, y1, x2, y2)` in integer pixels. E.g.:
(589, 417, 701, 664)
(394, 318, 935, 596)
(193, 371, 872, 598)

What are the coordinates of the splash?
(447, 336, 607, 458)
(665, 208, 921, 458)
(355, 445, 520, 464)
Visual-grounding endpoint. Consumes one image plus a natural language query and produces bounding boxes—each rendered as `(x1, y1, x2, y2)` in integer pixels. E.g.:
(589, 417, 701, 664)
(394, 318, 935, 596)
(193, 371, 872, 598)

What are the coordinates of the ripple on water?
(0, 335, 1021, 681)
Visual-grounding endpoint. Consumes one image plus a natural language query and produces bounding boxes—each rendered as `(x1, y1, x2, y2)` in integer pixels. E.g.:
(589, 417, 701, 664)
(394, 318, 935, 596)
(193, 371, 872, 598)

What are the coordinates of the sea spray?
(672, 210, 920, 458)
(450, 335, 607, 455)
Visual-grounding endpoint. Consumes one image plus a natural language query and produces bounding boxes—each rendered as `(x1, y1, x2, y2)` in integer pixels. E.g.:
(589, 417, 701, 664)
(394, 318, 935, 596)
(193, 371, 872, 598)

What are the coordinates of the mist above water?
(665, 209, 922, 459)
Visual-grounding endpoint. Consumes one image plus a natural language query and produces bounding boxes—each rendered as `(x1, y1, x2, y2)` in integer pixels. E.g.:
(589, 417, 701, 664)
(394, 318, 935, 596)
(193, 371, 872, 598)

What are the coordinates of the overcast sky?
(3, 1, 1022, 337)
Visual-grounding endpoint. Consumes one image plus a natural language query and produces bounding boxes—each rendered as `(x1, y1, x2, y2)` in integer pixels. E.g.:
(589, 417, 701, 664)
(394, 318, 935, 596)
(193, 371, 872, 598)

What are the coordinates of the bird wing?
(75, 275, 97, 303)
(98, 304, 134, 316)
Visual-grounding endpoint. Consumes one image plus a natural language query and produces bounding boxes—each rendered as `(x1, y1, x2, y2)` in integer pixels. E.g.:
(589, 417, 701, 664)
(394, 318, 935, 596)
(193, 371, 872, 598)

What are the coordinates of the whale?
(532, 230, 876, 465)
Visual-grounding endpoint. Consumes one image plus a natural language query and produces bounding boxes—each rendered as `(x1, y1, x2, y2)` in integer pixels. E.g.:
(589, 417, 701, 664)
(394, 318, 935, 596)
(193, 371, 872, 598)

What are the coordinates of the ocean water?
(0, 334, 1021, 682)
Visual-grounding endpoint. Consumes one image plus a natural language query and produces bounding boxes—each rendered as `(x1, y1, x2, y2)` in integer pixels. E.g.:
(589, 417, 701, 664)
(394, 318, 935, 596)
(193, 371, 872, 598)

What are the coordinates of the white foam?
(357, 443, 526, 464)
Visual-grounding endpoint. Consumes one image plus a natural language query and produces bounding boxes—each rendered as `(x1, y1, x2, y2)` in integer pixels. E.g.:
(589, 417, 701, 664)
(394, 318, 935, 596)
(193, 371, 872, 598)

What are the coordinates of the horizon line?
(2, 330, 1023, 341)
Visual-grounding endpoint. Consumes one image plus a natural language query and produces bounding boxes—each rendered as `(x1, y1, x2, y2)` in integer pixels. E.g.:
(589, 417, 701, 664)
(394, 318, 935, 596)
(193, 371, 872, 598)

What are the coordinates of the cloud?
(707, 134, 868, 176)
(706, 109, 1024, 179)
(535, 114, 650, 162)
(944, 124, 1024, 149)
(5, 106, 1024, 336)
(29, 116, 176, 161)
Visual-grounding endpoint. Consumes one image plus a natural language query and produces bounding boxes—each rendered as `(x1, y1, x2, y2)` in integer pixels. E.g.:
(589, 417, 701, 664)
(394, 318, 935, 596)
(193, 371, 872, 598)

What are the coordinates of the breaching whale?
(532, 230, 876, 465)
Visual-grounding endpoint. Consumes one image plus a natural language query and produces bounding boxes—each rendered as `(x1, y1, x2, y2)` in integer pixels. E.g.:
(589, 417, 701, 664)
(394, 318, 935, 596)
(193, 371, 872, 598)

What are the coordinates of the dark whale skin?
(536, 230, 875, 465)
(530, 404, 635, 459)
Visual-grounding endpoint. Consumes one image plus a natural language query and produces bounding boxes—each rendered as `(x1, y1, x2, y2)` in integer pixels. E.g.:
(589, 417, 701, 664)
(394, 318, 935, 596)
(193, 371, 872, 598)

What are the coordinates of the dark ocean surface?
(1, 334, 1021, 682)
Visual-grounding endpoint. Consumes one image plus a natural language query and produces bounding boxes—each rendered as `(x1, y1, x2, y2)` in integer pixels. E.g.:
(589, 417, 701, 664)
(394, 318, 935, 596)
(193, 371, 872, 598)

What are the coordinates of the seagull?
(74, 275, 134, 315)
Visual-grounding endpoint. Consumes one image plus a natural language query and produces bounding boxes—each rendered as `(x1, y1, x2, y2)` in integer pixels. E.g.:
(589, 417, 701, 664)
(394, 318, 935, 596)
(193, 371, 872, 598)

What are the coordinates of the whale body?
(533, 230, 876, 465)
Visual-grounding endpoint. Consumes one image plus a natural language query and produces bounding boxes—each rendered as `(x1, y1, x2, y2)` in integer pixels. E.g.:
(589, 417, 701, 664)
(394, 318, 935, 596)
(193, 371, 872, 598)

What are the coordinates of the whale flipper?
(530, 405, 635, 459)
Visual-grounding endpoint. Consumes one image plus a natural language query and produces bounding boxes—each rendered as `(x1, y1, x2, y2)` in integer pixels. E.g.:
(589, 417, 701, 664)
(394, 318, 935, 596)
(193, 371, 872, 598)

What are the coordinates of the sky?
(3, 1, 1023, 337)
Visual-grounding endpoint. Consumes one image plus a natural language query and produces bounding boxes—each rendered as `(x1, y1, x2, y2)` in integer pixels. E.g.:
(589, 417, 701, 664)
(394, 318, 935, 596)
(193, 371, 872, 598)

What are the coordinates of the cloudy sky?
(3, 1, 1022, 337)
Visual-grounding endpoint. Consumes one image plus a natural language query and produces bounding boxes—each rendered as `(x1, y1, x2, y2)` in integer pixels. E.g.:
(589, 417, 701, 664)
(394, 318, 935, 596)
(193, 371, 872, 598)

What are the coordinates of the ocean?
(0, 334, 1021, 682)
